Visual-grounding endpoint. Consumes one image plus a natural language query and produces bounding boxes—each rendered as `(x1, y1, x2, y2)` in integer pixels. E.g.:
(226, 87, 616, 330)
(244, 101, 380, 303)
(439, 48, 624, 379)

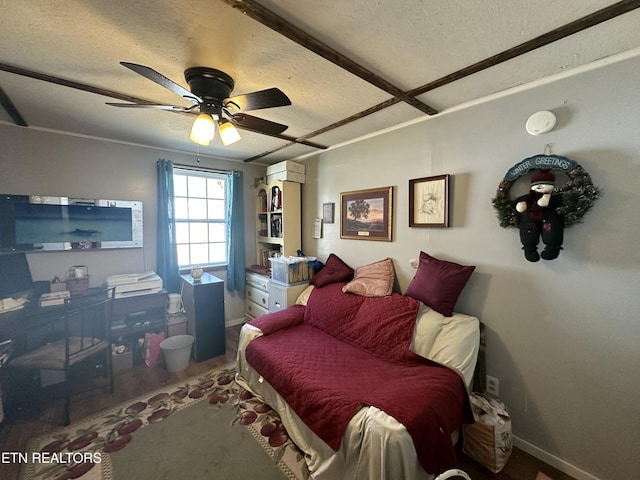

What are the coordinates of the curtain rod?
(172, 162, 230, 175)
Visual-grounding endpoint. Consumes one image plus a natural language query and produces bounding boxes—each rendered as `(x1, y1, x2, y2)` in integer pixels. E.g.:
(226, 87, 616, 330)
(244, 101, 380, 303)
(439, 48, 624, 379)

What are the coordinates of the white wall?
(0, 129, 264, 324)
(300, 52, 640, 480)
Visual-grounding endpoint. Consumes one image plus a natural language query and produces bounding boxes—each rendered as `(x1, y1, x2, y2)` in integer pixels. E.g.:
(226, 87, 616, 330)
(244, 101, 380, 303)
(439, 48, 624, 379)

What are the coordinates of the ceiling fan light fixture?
(219, 121, 241, 146)
(190, 113, 217, 145)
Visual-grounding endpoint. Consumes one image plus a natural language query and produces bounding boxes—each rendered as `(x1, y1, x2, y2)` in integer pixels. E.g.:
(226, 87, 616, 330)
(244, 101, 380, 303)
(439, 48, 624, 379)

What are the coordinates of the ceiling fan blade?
(225, 87, 291, 111)
(120, 62, 201, 104)
(106, 102, 195, 112)
(229, 112, 288, 135)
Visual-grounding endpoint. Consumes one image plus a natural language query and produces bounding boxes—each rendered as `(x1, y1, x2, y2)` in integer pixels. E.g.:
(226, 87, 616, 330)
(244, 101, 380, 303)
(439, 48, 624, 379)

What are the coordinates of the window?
(173, 168, 227, 268)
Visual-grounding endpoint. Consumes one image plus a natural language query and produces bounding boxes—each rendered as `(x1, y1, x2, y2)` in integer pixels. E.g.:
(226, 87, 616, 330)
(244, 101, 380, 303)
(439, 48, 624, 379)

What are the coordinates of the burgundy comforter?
(247, 282, 473, 474)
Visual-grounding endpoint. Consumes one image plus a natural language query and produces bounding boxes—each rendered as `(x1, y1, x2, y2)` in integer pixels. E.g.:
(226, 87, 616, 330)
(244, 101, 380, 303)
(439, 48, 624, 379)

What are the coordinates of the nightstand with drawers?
(268, 281, 309, 314)
(245, 269, 270, 321)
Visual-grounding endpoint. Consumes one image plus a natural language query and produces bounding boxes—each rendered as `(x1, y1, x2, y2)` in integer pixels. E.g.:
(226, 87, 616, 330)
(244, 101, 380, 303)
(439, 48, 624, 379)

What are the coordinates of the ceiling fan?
(107, 62, 292, 146)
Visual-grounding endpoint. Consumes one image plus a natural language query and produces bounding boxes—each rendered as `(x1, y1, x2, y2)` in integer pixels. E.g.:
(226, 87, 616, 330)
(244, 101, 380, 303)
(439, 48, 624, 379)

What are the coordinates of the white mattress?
(236, 305, 480, 480)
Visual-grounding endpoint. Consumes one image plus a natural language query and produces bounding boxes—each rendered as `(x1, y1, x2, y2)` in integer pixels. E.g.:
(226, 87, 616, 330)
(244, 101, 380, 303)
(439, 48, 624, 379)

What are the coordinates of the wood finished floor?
(0, 324, 575, 480)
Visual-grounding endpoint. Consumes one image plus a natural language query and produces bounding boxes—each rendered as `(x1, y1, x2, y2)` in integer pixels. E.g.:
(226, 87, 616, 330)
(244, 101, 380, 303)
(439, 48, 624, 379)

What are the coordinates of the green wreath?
(492, 155, 602, 229)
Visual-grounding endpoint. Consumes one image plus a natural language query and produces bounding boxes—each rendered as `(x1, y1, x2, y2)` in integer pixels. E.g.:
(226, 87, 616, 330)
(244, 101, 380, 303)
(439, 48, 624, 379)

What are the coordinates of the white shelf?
(255, 180, 301, 267)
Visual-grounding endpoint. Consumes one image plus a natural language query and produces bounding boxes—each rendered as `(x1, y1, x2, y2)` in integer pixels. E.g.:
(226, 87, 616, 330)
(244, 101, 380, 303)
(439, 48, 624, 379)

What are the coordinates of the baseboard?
(512, 435, 601, 480)
(225, 317, 245, 327)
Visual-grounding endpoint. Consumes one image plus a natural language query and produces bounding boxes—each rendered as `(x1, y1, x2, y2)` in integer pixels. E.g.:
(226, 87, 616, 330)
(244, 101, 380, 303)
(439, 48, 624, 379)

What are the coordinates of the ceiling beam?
(409, 0, 640, 97)
(244, 0, 640, 162)
(0, 62, 327, 150)
(0, 62, 157, 105)
(219, 0, 438, 116)
(235, 125, 327, 150)
(0, 84, 28, 127)
(243, 98, 398, 162)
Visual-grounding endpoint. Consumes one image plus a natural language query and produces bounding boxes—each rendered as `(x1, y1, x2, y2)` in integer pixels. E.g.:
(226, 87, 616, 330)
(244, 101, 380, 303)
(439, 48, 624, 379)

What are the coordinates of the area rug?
(21, 363, 310, 480)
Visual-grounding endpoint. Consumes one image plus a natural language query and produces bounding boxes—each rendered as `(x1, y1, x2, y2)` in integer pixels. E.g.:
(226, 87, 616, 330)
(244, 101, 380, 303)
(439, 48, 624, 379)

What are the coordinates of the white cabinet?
(245, 270, 270, 321)
(268, 281, 309, 314)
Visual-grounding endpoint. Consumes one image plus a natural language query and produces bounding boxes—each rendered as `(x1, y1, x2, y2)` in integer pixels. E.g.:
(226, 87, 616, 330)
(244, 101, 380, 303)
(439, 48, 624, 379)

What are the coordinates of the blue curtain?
(226, 170, 245, 292)
(156, 159, 180, 293)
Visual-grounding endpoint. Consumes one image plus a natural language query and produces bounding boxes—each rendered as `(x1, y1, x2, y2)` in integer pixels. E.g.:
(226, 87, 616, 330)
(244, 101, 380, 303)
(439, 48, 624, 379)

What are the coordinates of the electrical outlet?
(486, 375, 499, 396)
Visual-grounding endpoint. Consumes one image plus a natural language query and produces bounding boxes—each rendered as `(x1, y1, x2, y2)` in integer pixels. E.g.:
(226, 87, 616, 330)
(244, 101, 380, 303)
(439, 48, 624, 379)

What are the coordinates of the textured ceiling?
(1, 0, 639, 165)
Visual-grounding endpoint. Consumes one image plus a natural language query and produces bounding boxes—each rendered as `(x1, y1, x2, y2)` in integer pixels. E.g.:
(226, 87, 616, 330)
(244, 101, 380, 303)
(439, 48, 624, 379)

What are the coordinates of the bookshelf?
(255, 180, 301, 267)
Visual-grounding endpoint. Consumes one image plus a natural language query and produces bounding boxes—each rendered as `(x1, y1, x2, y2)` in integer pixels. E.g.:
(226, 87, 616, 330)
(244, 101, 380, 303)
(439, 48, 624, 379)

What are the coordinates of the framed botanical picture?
(340, 186, 393, 241)
(409, 174, 450, 228)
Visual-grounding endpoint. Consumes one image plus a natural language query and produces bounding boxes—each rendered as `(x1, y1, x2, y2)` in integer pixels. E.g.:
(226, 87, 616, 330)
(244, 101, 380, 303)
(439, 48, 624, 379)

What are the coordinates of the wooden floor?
(0, 324, 574, 480)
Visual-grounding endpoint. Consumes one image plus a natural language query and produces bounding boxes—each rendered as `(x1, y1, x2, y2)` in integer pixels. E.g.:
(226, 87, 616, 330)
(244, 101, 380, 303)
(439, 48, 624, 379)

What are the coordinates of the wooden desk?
(1, 289, 168, 408)
(0, 289, 113, 414)
(110, 290, 167, 338)
(0, 289, 167, 358)
(0, 300, 66, 356)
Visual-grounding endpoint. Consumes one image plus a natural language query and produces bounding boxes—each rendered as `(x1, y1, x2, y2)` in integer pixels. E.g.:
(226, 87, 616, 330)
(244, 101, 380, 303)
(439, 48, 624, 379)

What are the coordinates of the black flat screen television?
(0, 194, 142, 251)
(0, 252, 33, 299)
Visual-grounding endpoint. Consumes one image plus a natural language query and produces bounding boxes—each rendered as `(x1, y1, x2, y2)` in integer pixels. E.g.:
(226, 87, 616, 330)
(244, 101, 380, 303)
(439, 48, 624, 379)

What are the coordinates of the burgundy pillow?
(310, 254, 354, 287)
(405, 251, 475, 317)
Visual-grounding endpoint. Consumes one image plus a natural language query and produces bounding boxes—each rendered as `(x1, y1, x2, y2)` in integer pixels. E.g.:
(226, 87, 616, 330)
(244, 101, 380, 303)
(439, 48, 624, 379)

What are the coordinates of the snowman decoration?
(514, 170, 564, 262)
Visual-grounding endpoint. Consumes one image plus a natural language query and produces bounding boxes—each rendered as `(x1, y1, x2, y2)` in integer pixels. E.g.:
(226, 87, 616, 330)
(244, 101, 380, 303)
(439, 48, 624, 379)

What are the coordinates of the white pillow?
(410, 303, 480, 387)
(410, 303, 441, 355)
(295, 285, 315, 305)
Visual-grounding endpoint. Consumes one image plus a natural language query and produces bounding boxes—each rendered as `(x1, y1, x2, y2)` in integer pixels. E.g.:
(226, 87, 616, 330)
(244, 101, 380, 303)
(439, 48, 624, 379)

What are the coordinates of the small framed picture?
(340, 186, 393, 241)
(409, 174, 450, 228)
(322, 203, 335, 224)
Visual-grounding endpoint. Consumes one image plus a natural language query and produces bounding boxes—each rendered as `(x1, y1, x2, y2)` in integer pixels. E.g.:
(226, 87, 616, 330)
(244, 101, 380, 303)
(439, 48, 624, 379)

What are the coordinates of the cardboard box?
(50, 282, 67, 293)
(266, 160, 305, 175)
(267, 171, 306, 184)
(112, 350, 133, 373)
(167, 314, 188, 337)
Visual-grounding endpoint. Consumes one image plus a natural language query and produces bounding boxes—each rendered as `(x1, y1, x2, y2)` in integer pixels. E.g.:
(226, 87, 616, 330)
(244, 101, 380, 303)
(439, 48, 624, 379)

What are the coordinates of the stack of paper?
(0, 297, 28, 313)
(39, 290, 70, 307)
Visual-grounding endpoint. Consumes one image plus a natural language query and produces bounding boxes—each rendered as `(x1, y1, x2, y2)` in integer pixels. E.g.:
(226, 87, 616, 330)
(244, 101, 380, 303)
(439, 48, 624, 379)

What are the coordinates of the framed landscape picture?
(409, 174, 450, 227)
(340, 186, 393, 241)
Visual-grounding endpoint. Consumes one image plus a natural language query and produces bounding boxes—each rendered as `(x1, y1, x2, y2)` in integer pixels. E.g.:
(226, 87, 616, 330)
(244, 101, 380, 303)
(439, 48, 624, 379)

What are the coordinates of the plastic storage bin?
(269, 256, 315, 285)
(160, 334, 194, 372)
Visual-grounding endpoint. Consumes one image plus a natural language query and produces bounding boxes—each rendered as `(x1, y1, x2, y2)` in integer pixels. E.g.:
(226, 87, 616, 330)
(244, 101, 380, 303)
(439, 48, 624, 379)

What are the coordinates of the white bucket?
(167, 293, 182, 314)
(160, 334, 194, 372)
(434, 470, 471, 480)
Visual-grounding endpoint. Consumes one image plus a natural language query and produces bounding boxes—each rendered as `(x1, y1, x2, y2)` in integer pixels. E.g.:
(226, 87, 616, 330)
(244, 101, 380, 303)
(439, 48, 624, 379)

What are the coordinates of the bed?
(236, 255, 480, 480)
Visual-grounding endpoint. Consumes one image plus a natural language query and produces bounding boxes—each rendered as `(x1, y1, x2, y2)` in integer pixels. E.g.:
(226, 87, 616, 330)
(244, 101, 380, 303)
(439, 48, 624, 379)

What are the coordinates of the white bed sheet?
(235, 302, 480, 480)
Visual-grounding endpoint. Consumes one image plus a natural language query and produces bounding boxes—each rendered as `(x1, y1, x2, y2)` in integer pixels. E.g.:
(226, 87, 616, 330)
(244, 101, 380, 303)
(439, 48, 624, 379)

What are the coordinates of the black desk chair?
(10, 287, 115, 425)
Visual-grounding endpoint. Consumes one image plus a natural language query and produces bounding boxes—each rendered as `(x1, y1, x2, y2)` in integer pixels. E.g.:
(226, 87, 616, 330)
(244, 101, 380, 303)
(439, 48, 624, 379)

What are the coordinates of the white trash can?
(435, 470, 471, 480)
(160, 334, 194, 372)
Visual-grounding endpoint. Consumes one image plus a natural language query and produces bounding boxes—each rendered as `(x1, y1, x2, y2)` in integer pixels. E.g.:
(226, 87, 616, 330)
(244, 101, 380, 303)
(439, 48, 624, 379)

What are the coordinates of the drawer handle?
(247, 291, 252, 298)
(261, 298, 266, 305)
